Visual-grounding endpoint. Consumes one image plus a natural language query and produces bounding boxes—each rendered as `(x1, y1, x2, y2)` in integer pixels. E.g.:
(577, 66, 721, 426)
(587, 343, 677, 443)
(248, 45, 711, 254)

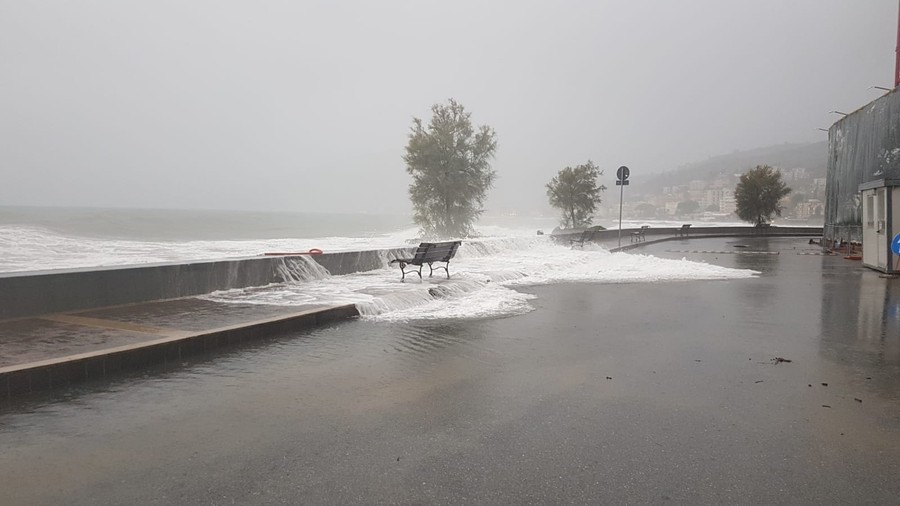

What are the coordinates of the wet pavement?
(0, 298, 332, 368)
(1, 237, 899, 505)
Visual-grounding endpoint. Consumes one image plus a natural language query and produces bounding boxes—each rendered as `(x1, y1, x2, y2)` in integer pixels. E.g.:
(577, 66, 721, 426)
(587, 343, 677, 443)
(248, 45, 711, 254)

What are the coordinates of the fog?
(0, 1, 895, 215)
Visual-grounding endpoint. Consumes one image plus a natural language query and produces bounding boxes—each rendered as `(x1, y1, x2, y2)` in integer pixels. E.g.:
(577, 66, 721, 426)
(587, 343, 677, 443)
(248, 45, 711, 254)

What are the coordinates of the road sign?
(892, 233, 900, 255)
(616, 166, 630, 247)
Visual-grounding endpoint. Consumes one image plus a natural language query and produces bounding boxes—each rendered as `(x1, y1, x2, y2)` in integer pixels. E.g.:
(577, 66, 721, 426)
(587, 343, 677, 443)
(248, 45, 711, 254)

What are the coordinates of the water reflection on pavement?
(1, 237, 899, 505)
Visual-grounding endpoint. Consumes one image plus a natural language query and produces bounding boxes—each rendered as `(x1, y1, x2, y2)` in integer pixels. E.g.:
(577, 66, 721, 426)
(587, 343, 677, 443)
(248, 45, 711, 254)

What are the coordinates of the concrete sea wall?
(0, 247, 415, 320)
(551, 225, 823, 249)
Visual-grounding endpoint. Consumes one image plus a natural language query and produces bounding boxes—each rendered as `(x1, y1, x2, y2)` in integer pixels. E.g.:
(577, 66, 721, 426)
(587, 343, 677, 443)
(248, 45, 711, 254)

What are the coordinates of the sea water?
(0, 206, 757, 320)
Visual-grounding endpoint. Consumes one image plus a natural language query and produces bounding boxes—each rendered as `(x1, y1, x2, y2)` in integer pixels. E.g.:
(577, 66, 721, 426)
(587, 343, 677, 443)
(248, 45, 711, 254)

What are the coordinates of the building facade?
(824, 88, 900, 244)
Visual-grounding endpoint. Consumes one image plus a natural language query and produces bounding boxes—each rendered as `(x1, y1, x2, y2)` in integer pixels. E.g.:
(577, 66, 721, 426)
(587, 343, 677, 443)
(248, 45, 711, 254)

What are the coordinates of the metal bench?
(677, 224, 691, 237)
(631, 225, 649, 243)
(569, 227, 606, 248)
(389, 241, 462, 281)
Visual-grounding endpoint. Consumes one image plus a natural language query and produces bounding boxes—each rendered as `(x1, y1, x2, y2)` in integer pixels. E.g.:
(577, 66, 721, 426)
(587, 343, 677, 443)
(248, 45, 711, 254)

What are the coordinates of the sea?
(0, 206, 756, 321)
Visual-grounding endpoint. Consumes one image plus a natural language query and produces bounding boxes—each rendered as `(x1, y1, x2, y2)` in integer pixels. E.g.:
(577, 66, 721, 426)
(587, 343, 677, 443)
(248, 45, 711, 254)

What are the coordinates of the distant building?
(783, 167, 810, 181)
(795, 199, 824, 220)
(703, 188, 736, 214)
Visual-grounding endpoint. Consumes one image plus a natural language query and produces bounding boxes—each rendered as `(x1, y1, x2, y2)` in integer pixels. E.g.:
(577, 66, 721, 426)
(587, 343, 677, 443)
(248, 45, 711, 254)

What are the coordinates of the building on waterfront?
(824, 88, 900, 245)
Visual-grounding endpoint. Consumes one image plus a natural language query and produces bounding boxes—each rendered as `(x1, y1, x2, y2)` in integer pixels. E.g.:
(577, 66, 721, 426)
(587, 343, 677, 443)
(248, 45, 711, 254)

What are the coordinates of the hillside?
(644, 141, 827, 192)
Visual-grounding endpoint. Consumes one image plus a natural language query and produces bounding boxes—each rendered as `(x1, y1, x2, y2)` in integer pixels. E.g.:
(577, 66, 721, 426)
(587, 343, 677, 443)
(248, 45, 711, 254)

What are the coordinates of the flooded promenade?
(1, 237, 898, 505)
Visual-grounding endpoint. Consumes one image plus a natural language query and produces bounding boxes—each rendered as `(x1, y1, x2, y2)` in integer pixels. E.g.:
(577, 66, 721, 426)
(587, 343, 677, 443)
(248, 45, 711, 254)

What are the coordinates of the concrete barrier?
(551, 225, 823, 250)
(0, 247, 415, 320)
(0, 304, 360, 401)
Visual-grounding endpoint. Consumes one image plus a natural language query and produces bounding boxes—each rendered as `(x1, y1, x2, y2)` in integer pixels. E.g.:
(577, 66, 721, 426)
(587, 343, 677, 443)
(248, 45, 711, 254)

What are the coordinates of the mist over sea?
(0, 206, 418, 242)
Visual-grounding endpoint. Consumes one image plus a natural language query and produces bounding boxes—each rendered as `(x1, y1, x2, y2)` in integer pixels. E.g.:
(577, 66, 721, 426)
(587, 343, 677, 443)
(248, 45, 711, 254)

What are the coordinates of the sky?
(0, 1, 897, 215)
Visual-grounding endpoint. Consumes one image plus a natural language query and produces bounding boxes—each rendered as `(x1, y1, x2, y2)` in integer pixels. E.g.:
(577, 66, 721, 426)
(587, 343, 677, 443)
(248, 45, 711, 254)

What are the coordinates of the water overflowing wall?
(0, 247, 414, 320)
(825, 88, 900, 243)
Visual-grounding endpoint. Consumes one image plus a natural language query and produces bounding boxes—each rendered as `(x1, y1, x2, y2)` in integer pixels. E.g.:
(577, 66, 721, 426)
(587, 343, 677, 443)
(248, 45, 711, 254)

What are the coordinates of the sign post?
(616, 166, 630, 248)
(892, 233, 900, 272)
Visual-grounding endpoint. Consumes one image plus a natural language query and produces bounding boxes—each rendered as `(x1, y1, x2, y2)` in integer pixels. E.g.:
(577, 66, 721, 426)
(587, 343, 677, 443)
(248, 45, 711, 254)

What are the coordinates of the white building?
(703, 188, 737, 214)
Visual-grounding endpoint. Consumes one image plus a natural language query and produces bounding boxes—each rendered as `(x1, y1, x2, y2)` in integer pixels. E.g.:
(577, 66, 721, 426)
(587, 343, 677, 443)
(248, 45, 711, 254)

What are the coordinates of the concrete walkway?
(0, 297, 357, 400)
(1, 227, 825, 401)
(1, 236, 898, 505)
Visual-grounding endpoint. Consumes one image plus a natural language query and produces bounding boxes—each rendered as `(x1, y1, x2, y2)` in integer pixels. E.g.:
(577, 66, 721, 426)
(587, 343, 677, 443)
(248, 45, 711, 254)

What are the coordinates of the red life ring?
(307, 248, 323, 255)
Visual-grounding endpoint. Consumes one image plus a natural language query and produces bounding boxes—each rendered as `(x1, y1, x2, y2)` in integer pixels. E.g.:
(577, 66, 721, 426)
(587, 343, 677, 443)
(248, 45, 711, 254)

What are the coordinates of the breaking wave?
(202, 236, 757, 321)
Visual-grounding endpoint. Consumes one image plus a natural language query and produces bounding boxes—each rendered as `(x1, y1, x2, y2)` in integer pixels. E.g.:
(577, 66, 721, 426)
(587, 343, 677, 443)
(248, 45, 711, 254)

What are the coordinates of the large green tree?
(546, 160, 606, 229)
(734, 165, 792, 226)
(403, 99, 497, 238)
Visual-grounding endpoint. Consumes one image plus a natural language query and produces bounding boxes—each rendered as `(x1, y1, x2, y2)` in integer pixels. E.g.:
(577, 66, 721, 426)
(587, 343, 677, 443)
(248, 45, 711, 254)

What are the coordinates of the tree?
(734, 165, 792, 226)
(546, 160, 606, 229)
(403, 99, 497, 238)
(676, 200, 700, 216)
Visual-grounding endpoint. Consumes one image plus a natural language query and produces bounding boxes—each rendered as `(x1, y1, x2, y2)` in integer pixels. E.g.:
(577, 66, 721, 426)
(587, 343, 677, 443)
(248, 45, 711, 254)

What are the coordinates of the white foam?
(0, 224, 424, 273)
(2, 221, 758, 322)
(201, 237, 757, 322)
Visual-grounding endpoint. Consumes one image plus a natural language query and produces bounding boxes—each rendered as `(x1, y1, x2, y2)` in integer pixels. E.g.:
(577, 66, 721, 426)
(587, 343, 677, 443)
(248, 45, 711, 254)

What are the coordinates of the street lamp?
(829, 110, 849, 116)
(870, 86, 894, 92)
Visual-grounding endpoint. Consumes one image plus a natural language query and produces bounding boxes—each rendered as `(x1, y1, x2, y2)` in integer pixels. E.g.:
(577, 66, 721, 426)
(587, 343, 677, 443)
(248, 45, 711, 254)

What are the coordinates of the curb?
(0, 304, 359, 402)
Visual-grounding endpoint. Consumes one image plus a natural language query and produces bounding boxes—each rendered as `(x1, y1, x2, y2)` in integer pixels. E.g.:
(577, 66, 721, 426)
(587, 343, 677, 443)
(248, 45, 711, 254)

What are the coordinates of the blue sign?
(892, 234, 900, 255)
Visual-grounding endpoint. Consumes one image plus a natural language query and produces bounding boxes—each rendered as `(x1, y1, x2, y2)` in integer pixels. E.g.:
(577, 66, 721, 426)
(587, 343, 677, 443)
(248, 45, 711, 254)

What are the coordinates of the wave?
(202, 236, 757, 321)
(2, 220, 758, 322)
(0, 221, 548, 273)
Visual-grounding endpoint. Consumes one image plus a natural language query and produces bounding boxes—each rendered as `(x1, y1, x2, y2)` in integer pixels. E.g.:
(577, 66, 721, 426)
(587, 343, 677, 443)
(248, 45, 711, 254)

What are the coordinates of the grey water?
(0, 205, 415, 241)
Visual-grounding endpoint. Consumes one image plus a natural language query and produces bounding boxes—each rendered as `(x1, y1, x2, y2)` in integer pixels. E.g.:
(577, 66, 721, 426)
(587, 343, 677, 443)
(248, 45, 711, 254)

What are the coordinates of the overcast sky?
(1, 1, 897, 214)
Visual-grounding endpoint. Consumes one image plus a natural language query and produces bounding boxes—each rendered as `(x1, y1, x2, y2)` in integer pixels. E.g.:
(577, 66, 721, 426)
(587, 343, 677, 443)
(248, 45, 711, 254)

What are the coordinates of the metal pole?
(896, 0, 900, 87)
(618, 181, 624, 248)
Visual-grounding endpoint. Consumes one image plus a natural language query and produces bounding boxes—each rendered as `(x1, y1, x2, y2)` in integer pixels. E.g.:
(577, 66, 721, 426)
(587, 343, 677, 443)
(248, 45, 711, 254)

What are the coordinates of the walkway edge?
(609, 231, 822, 252)
(1, 304, 359, 401)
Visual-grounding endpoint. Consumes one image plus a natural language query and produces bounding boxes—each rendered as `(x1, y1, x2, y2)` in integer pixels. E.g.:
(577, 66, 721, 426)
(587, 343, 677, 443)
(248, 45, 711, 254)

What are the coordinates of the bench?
(570, 230, 593, 248)
(677, 224, 691, 237)
(569, 227, 605, 248)
(631, 225, 649, 243)
(389, 241, 462, 281)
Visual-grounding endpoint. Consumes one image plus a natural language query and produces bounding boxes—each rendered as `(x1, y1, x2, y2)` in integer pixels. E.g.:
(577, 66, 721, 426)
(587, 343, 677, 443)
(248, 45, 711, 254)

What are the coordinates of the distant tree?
(403, 99, 497, 238)
(635, 203, 657, 217)
(705, 203, 720, 212)
(734, 165, 792, 226)
(676, 200, 700, 216)
(546, 160, 607, 229)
